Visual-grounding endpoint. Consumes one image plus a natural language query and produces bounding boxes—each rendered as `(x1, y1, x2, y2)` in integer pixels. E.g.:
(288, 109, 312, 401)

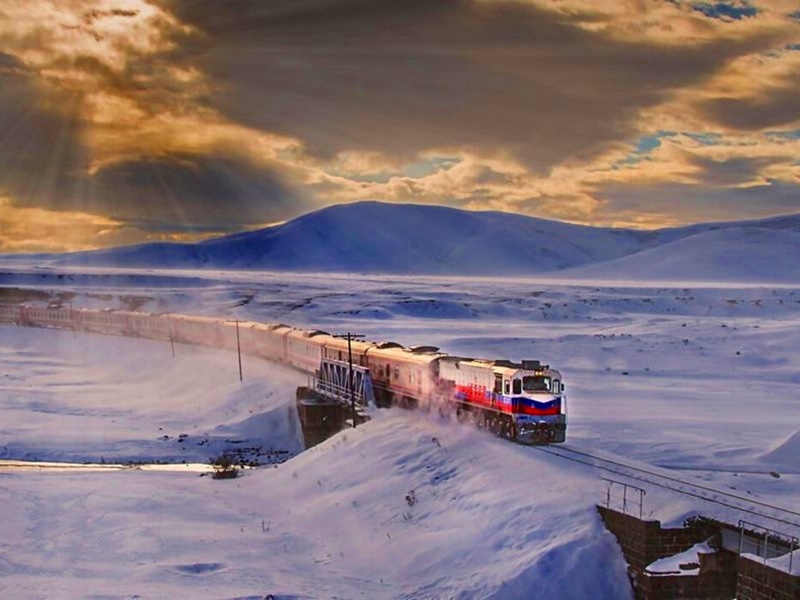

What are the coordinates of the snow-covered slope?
(3, 272, 800, 596)
(4, 201, 800, 282)
(554, 227, 800, 283)
(0, 326, 632, 598)
(43, 202, 651, 274)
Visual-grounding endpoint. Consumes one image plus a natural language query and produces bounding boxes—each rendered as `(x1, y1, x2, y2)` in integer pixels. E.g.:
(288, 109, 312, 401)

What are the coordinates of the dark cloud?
(686, 155, 787, 187)
(596, 178, 800, 223)
(0, 53, 307, 231)
(161, 0, 778, 170)
(88, 155, 304, 230)
(699, 71, 800, 130)
(0, 57, 90, 210)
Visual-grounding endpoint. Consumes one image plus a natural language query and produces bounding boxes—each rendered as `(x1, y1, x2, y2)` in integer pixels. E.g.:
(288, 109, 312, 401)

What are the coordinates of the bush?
(210, 453, 239, 480)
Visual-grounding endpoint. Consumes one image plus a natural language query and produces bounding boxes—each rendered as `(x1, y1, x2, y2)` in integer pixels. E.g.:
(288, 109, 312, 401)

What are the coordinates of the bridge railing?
(602, 478, 646, 519)
(313, 359, 376, 409)
(738, 519, 798, 573)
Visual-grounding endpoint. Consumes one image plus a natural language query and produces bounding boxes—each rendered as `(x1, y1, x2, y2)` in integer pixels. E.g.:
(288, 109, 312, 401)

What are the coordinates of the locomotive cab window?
(553, 379, 561, 394)
(523, 375, 551, 392)
(493, 374, 502, 394)
(504, 380, 510, 394)
(512, 379, 522, 395)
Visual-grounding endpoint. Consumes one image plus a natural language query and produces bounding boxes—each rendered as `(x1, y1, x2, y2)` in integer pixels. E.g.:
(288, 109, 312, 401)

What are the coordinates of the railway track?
(531, 444, 800, 532)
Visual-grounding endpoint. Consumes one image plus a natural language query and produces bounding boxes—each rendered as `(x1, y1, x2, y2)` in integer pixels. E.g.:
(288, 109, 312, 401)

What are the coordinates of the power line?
(532, 445, 800, 530)
(333, 332, 365, 428)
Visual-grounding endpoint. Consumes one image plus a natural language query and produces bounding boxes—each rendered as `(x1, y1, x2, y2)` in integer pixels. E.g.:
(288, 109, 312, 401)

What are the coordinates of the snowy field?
(2, 267, 800, 598)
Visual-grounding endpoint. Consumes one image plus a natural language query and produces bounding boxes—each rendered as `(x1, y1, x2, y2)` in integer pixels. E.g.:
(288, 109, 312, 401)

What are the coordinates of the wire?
(532, 445, 800, 530)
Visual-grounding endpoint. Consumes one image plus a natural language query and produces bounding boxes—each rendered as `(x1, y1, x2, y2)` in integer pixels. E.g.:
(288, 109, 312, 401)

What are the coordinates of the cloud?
(87, 154, 307, 228)
(0, 197, 224, 253)
(0, 36, 313, 235)
(594, 179, 800, 226)
(0, 0, 799, 252)
(162, 0, 783, 171)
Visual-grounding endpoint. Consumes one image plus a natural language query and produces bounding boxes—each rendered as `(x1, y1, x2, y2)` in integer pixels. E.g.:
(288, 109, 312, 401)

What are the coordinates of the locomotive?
(0, 304, 567, 444)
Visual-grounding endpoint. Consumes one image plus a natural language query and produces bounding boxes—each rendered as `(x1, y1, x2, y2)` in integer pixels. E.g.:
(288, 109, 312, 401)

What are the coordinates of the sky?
(0, 0, 799, 252)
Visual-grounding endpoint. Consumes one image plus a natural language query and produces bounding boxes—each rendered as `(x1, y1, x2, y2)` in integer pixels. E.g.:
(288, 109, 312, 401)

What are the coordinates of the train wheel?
(508, 422, 517, 441)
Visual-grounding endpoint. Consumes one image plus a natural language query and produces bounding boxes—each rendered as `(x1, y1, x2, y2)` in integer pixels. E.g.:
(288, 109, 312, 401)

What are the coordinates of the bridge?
(313, 358, 377, 410)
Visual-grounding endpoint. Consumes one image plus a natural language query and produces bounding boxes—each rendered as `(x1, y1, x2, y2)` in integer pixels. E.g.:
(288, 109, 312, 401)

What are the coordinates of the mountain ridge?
(5, 201, 800, 282)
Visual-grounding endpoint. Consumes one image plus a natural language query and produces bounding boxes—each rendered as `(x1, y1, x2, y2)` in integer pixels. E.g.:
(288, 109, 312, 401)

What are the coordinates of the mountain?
(7, 201, 800, 281)
(48, 202, 652, 275)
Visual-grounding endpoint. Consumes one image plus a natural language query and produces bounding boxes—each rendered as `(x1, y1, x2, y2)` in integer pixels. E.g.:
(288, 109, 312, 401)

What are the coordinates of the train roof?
(368, 343, 444, 364)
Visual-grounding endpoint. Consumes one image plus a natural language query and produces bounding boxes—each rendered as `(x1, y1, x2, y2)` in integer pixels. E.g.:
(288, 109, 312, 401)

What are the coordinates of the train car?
(233, 321, 293, 362)
(286, 329, 332, 374)
(436, 357, 566, 443)
(365, 344, 441, 408)
(20, 305, 75, 329)
(0, 303, 20, 324)
(169, 314, 227, 349)
(321, 335, 372, 368)
(123, 311, 170, 341)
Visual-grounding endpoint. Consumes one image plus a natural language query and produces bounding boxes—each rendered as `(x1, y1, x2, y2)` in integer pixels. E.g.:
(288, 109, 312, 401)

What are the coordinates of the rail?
(534, 445, 800, 531)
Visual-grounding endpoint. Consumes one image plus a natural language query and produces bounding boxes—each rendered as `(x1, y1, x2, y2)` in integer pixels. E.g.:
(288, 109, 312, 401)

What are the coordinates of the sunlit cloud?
(0, 0, 799, 251)
(0, 197, 278, 253)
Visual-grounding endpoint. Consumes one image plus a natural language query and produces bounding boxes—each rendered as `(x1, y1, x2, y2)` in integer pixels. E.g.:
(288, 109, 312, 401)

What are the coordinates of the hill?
(48, 202, 649, 275)
(555, 226, 800, 283)
(6, 201, 800, 281)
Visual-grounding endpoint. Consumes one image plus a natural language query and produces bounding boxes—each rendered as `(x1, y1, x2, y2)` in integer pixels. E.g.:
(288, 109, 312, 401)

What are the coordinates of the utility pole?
(334, 332, 365, 428)
(235, 319, 243, 382)
(166, 312, 175, 358)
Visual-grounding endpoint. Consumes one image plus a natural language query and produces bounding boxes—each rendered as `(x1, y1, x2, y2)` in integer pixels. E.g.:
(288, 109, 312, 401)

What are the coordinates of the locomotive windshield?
(522, 375, 551, 392)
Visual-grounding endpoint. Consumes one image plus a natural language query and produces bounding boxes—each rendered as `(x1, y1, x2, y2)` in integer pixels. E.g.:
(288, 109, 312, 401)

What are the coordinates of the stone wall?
(637, 550, 738, 600)
(736, 556, 799, 600)
(295, 390, 349, 448)
(597, 506, 737, 599)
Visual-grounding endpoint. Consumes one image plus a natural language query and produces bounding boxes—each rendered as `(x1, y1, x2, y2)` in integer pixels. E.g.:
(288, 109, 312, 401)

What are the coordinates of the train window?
(523, 375, 551, 392)
(393, 367, 399, 380)
(493, 374, 502, 393)
(553, 379, 561, 394)
(504, 380, 510, 394)
(512, 379, 522, 395)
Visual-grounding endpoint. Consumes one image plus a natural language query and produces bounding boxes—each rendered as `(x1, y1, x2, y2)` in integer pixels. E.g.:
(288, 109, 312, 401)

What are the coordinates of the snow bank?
(645, 542, 714, 576)
(556, 227, 800, 284)
(0, 409, 634, 597)
(759, 426, 800, 469)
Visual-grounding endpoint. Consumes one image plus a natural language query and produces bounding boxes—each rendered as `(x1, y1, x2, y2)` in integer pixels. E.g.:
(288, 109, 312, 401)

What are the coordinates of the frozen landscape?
(1, 205, 800, 598)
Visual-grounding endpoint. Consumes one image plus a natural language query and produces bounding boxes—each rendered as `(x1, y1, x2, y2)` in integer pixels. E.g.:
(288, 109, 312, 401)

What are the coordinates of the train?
(0, 303, 567, 444)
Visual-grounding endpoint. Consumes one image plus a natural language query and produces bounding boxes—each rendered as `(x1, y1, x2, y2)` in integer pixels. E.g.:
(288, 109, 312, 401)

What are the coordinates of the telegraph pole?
(166, 312, 175, 358)
(235, 319, 243, 382)
(334, 332, 365, 428)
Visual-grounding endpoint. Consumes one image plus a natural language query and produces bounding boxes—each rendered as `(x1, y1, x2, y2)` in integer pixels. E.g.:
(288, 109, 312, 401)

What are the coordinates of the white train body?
(0, 304, 566, 443)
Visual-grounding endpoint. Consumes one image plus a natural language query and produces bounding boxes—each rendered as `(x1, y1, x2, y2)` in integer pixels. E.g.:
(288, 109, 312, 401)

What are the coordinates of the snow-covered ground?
(2, 267, 800, 598)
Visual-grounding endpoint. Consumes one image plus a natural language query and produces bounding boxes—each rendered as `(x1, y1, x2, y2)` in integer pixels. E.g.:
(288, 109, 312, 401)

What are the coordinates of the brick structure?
(597, 506, 737, 599)
(736, 555, 800, 600)
(637, 550, 738, 599)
